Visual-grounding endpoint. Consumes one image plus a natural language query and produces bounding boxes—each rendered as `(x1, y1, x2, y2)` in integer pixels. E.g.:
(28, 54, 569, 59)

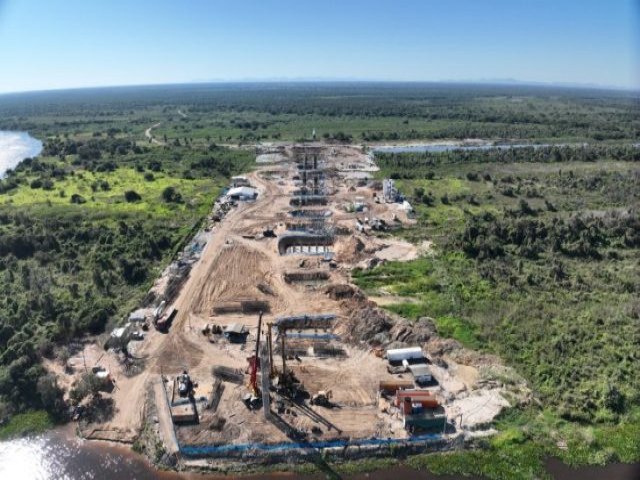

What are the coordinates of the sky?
(0, 0, 638, 93)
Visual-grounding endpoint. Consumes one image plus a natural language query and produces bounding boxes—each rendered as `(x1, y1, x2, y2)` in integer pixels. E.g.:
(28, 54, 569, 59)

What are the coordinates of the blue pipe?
(180, 432, 444, 457)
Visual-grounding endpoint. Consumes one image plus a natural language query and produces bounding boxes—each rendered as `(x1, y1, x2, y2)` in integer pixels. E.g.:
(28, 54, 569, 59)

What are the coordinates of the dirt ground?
(48, 143, 525, 451)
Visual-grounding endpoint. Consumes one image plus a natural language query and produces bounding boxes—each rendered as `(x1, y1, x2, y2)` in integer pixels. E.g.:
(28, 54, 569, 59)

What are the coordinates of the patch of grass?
(434, 315, 481, 349)
(407, 442, 550, 480)
(0, 411, 54, 440)
(2, 166, 221, 218)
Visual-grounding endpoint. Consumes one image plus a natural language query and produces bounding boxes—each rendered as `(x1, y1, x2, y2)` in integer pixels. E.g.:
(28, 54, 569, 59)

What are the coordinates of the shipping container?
(378, 380, 414, 395)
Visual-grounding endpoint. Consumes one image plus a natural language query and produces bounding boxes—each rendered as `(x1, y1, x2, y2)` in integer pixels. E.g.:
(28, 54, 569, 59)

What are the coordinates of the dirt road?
(144, 122, 164, 145)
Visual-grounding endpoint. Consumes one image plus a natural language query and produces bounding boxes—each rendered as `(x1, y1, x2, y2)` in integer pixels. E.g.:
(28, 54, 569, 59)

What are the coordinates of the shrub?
(161, 186, 182, 203)
(70, 194, 86, 204)
(124, 190, 142, 202)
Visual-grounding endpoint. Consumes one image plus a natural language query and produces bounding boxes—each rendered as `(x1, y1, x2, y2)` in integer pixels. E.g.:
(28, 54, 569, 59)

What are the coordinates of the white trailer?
(386, 346, 424, 363)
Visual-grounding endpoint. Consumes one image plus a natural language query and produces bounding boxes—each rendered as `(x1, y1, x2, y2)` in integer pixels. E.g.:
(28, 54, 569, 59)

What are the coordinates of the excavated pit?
(275, 339, 346, 358)
(277, 232, 334, 255)
(284, 271, 330, 284)
(289, 209, 331, 218)
(289, 195, 328, 206)
(212, 299, 271, 315)
(292, 187, 324, 196)
(275, 313, 336, 330)
(284, 220, 326, 232)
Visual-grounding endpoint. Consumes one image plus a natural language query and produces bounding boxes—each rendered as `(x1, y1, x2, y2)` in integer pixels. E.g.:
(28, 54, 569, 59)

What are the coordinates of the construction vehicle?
(153, 300, 166, 321)
(244, 312, 263, 408)
(154, 307, 177, 332)
(310, 390, 333, 407)
(178, 371, 194, 397)
(202, 323, 223, 342)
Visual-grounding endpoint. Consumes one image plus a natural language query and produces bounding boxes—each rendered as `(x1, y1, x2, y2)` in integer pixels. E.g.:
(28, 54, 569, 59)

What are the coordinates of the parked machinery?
(310, 390, 333, 407)
(177, 370, 193, 397)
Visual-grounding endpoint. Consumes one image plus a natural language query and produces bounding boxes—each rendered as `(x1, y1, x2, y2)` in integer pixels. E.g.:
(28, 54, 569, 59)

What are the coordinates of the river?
(0, 428, 638, 480)
(370, 142, 572, 154)
(0, 131, 43, 177)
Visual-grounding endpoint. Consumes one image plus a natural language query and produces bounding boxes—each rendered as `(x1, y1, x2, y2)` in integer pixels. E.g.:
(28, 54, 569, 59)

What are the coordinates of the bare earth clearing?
(46, 144, 528, 467)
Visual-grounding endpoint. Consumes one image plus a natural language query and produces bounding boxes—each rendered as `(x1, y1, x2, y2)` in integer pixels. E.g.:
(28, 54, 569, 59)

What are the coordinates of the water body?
(371, 143, 564, 154)
(0, 131, 43, 177)
(1, 428, 637, 480)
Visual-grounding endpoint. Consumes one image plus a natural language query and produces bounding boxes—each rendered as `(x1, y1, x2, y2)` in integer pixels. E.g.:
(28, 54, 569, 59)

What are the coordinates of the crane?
(248, 311, 263, 397)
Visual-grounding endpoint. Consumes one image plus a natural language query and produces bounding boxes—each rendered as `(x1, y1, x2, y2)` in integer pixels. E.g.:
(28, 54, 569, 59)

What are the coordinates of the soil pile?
(332, 284, 437, 348)
(334, 236, 366, 263)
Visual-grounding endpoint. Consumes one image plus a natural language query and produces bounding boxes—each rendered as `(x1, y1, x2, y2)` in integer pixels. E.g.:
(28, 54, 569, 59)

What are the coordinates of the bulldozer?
(310, 390, 332, 407)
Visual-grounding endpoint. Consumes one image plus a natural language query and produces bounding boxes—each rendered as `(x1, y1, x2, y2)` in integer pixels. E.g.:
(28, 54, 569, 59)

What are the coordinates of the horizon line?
(1, 78, 638, 97)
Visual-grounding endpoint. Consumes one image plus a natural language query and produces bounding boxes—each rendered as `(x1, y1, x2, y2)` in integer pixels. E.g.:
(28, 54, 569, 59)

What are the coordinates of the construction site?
(47, 144, 529, 469)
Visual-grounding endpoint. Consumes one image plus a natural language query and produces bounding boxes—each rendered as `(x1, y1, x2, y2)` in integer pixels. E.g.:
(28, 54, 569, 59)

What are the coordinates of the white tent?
(387, 346, 424, 362)
(227, 186, 257, 200)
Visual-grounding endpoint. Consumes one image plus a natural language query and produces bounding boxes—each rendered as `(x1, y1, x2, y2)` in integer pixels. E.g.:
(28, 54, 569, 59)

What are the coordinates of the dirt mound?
(388, 316, 437, 345)
(155, 332, 204, 372)
(424, 337, 463, 358)
(334, 286, 447, 350)
(374, 240, 419, 262)
(335, 288, 394, 345)
(334, 236, 366, 263)
(324, 283, 366, 301)
(192, 243, 276, 316)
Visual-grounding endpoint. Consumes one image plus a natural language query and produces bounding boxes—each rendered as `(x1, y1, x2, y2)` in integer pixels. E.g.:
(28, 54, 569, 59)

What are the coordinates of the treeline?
(0, 134, 255, 421)
(0, 141, 253, 196)
(1, 83, 638, 140)
(376, 145, 640, 179)
(43, 137, 146, 160)
(459, 210, 640, 263)
(453, 207, 640, 419)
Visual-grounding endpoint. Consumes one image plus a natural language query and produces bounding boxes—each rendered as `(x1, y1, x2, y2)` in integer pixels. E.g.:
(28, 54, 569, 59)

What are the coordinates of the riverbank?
(0, 130, 43, 177)
(2, 425, 638, 480)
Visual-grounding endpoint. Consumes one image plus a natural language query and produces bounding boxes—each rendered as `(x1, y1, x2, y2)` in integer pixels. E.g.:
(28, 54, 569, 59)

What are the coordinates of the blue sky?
(0, 0, 637, 93)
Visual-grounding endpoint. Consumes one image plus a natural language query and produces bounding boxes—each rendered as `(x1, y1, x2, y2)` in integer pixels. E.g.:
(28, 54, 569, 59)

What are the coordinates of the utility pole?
(281, 333, 286, 376)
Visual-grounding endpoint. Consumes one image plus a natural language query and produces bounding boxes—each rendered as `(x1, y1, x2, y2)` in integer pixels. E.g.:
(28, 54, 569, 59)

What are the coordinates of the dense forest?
(0, 83, 638, 143)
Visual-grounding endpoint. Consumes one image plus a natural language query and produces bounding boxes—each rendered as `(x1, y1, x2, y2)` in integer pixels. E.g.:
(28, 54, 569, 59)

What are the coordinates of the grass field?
(2, 162, 222, 218)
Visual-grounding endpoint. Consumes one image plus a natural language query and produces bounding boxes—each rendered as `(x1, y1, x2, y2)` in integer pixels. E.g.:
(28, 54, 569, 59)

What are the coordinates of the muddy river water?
(0, 428, 637, 480)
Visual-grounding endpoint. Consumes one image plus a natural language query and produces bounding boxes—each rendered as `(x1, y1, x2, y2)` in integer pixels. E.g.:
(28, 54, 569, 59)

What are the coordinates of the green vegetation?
(0, 410, 53, 440)
(1, 83, 637, 144)
(353, 144, 639, 477)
